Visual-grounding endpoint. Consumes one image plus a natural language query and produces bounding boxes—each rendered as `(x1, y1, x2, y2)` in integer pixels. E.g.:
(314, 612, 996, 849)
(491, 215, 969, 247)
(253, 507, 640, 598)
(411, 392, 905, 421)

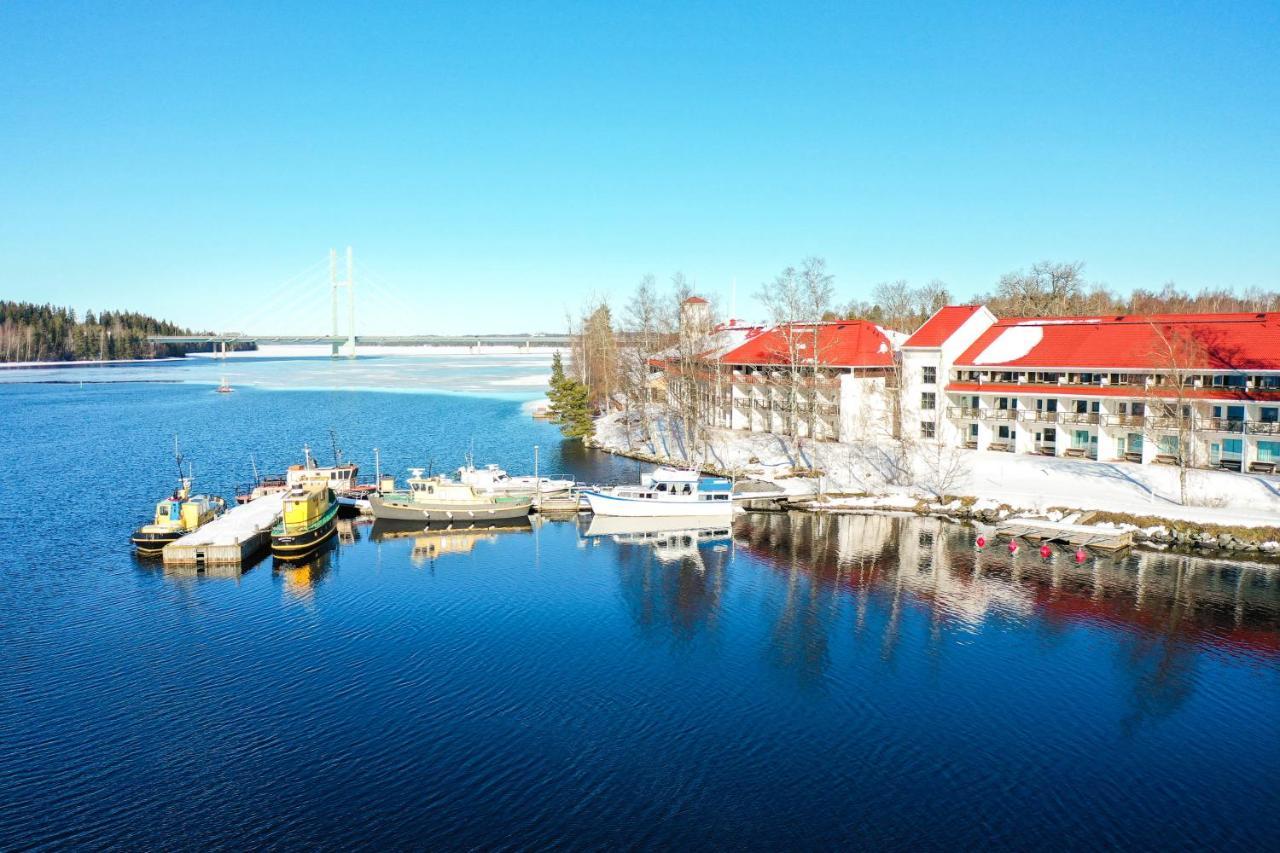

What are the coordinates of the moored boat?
(580, 467, 734, 517)
(369, 469, 533, 522)
(270, 473, 340, 559)
(456, 461, 575, 497)
(130, 479, 226, 554)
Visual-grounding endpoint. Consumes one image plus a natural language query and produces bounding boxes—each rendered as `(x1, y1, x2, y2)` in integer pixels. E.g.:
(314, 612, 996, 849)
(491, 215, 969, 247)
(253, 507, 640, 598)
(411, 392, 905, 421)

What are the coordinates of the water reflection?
(370, 518, 533, 567)
(273, 540, 336, 603)
(735, 511, 1280, 712)
(585, 516, 732, 645)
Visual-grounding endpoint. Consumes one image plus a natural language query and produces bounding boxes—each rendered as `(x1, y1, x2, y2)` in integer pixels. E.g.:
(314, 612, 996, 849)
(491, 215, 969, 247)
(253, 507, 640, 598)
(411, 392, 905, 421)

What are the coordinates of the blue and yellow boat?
(270, 474, 339, 560)
(130, 479, 226, 554)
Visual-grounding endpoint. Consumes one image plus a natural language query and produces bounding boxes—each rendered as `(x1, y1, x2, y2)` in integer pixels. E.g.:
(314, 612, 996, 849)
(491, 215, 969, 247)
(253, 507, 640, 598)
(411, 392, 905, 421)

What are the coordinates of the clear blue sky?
(2, 1, 1276, 334)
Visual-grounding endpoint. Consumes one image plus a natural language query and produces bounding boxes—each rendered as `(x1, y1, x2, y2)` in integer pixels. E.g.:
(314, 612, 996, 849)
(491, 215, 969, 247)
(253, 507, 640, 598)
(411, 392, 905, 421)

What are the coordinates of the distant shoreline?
(0, 356, 189, 370)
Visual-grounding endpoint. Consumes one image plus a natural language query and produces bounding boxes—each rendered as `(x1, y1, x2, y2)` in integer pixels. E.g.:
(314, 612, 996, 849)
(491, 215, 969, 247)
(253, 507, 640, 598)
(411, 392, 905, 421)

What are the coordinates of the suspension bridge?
(147, 248, 572, 356)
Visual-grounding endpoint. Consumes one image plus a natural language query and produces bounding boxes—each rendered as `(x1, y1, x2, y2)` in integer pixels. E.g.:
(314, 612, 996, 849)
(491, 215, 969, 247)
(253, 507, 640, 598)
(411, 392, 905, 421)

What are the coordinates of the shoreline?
(586, 417, 1280, 557)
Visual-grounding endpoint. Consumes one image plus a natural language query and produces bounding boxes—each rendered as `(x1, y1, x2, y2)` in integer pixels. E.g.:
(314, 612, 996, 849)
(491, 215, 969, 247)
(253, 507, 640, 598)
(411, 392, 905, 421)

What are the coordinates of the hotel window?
(921, 421, 936, 439)
(921, 392, 936, 410)
(922, 365, 936, 384)
(1261, 407, 1279, 423)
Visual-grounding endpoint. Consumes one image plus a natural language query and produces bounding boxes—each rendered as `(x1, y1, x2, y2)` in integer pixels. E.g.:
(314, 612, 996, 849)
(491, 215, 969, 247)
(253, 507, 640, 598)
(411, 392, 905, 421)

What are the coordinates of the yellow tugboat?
(270, 472, 340, 560)
(131, 441, 226, 554)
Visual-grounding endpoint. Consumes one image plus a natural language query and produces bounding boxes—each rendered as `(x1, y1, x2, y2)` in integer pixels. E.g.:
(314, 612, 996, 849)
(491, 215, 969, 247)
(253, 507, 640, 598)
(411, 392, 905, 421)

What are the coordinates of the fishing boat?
(130, 439, 226, 553)
(369, 469, 533, 522)
(130, 479, 227, 554)
(580, 467, 735, 517)
(236, 442, 360, 505)
(270, 473, 340, 559)
(456, 461, 574, 497)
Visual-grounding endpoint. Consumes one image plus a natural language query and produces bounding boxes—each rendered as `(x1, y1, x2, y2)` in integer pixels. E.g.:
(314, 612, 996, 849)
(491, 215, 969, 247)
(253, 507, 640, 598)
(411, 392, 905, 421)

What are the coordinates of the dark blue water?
(2, 376, 1278, 849)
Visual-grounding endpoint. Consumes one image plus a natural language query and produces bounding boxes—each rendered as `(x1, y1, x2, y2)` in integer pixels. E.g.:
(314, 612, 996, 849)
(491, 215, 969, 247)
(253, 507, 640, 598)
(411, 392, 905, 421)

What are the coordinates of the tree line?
(0, 301, 250, 363)
(549, 259, 1280, 447)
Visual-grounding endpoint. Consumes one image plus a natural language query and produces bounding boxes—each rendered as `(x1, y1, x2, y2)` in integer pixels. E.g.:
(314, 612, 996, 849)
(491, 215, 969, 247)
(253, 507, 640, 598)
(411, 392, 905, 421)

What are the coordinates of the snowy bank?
(591, 410, 1280, 533)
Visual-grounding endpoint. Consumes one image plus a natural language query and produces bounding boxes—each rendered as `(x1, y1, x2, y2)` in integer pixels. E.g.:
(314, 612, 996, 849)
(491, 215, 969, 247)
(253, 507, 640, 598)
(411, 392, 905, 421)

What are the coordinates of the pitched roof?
(953, 312, 1280, 371)
(902, 305, 985, 348)
(719, 321, 896, 367)
(683, 296, 709, 305)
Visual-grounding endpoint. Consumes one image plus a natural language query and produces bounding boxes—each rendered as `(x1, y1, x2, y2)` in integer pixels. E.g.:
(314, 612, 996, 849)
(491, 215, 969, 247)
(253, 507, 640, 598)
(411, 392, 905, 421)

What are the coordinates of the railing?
(732, 399, 751, 411)
(1103, 414, 1145, 428)
(1246, 421, 1280, 435)
(816, 403, 839, 416)
(1059, 412, 1100, 425)
(1148, 416, 1194, 432)
(1201, 418, 1245, 433)
(1018, 410, 1058, 424)
(984, 410, 1015, 421)
(947, 407, 980, 419)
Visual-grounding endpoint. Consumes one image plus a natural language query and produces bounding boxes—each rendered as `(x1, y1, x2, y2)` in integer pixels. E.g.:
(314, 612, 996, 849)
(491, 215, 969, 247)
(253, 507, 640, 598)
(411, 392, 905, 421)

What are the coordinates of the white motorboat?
(456, 461, 575, 497)
(580, 467, 734, 517)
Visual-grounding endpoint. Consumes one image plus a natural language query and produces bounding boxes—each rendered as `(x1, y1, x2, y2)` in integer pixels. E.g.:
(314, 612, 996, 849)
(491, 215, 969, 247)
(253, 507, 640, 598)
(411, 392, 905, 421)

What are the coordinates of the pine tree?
(557, 378, 596, 440)
(547, 350, 568, 420)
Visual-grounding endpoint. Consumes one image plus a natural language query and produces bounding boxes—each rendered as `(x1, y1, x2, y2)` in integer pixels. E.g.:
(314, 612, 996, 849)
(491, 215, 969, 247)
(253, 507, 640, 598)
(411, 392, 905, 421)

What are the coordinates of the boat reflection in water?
(273, 537, 337, 603)
(370, 517, 533, 566)
(587, 515, 735, 644)
(733, 511, 1280, 706)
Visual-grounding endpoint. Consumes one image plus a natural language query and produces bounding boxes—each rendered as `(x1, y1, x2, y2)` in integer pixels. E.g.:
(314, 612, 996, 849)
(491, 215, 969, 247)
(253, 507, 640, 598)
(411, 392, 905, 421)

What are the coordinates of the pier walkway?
(163, 492, 284, 566)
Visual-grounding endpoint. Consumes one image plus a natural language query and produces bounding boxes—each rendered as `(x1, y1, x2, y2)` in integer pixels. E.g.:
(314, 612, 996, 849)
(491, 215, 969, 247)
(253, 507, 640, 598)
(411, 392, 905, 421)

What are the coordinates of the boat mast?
(329, 429, 342, 466)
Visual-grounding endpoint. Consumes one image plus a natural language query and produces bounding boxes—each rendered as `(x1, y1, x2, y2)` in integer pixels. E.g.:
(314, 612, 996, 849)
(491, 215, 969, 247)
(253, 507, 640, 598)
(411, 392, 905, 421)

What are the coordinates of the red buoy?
(1075, 548, 1087, 563)
(976, 535, 987, 549)
(1039, 544, 1052, 559)
(1008, 541, 1019, 554)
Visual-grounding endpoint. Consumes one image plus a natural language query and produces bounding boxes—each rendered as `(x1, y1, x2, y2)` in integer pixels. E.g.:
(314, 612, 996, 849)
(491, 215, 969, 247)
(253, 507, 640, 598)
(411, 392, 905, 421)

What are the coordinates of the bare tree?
(1142, 321, 1206, 506)
(621, 274, 665, 450)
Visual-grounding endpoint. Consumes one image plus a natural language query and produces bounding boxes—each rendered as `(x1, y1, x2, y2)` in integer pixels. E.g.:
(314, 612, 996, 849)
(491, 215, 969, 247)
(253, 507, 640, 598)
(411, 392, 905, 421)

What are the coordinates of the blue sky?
(2, 1, 1276, 334)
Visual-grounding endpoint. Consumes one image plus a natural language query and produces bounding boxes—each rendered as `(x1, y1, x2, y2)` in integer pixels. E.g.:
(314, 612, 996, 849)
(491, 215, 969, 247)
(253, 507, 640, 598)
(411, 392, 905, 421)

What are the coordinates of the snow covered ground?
(594, 411, 1280, 529)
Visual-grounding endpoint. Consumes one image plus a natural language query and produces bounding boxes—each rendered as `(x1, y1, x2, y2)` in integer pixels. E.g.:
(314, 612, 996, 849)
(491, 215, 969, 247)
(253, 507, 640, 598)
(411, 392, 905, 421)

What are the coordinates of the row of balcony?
(945, 407, 1280, 434)
(732, 398, 839, 416)
(954, 372, 1280, 392)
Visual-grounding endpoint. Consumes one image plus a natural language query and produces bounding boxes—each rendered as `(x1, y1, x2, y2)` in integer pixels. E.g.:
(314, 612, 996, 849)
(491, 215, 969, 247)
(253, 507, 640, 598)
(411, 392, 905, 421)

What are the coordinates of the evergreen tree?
(547, 350, 568, 420)
(556, 378, 596, 440)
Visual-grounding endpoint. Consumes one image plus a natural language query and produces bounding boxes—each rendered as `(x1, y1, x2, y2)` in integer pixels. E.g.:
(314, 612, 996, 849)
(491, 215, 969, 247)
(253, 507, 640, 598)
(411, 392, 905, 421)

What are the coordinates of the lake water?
(1, 356, 1278, 849)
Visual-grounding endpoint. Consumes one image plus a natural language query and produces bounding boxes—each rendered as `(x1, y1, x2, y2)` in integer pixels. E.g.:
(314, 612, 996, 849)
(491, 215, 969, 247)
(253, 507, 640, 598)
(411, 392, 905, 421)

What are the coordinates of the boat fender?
(1039, 544, 1052, 559)
(1075, 548, 1087, 563)
(1008, 541, 1018, 555)
(975, 535, 986, 549)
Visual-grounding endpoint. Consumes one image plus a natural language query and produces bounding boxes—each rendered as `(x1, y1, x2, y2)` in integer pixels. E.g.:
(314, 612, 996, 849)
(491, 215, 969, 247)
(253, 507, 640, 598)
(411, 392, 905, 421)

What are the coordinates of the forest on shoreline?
(0, 301, 248, 363)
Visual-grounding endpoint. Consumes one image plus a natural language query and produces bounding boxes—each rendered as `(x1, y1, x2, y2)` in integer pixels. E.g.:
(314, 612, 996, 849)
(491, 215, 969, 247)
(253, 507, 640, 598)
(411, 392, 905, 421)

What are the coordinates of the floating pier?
(162, 492, 285, 566)
(996, 519, 1134, 552)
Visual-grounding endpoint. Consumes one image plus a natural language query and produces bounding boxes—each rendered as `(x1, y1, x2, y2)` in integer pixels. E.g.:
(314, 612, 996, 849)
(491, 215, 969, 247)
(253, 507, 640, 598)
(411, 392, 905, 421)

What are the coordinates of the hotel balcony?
(1149, 416, 1194, 432)
(983, 409, 1016, 421)
(1058, 412, 1100, 425)
(1202, 417, 1245, 433)
(1103, 414, 1145, 428)
(1246, 421, 1280, 436)
(947, 406, 980, 419)
(1017, 410, 1059, 424)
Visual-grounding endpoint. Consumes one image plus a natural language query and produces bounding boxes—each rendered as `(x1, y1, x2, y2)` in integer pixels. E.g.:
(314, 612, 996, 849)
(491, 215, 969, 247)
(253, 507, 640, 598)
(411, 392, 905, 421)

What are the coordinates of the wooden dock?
(996, 519, 1134, 552)
(162, 492, 285, 566)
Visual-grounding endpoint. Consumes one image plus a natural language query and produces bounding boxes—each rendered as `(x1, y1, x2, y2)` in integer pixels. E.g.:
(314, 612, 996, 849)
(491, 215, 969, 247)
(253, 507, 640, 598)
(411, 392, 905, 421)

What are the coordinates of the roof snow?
(971, 326, 1043, 365)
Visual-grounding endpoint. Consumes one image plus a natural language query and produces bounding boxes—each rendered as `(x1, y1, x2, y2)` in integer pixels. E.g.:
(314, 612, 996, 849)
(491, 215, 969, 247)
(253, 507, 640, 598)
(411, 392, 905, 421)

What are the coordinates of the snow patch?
(972, 326, 1043, 365)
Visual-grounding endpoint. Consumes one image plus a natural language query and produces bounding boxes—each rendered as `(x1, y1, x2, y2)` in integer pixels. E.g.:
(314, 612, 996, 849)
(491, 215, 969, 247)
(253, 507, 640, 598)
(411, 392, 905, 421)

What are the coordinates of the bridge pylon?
(330, 246, 355, 358)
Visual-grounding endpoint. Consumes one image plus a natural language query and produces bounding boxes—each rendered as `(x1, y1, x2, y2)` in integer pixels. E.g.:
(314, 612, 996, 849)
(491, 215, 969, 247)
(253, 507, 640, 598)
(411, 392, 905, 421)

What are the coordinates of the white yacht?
(580, 467, 734, 517)
(456, 461, 575, 497)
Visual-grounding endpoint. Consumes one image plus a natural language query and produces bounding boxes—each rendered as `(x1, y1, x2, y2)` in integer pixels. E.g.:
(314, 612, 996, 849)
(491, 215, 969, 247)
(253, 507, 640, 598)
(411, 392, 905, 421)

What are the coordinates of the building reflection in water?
(733, 511, 1280, 710)
(584, 516, 732, 646)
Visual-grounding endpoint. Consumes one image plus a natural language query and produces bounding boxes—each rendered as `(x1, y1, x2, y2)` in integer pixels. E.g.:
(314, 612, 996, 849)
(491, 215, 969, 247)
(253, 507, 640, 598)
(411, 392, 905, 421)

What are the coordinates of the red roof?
(954, 312, 1280, 371)
(902, 305, 985, 348)
(683, 296, 709, 304)
(719, 321, 894, 367)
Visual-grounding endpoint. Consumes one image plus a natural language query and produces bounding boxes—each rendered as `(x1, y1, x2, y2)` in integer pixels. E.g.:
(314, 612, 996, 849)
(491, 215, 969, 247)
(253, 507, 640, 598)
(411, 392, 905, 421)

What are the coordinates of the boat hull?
(369, 493, 532, 523)
(271, 503, 340, 560)
(580, 490, 736, 518)
(130, 528, 182, 553)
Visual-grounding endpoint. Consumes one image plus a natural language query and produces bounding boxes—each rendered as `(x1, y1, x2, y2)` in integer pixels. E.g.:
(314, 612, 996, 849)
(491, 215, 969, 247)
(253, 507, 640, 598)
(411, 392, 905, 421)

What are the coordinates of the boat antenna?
(304, 443, 313, 468)
(251, 453, 260, 484)
(329, 429, 342, 466)
(172, 434, 185, 483)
